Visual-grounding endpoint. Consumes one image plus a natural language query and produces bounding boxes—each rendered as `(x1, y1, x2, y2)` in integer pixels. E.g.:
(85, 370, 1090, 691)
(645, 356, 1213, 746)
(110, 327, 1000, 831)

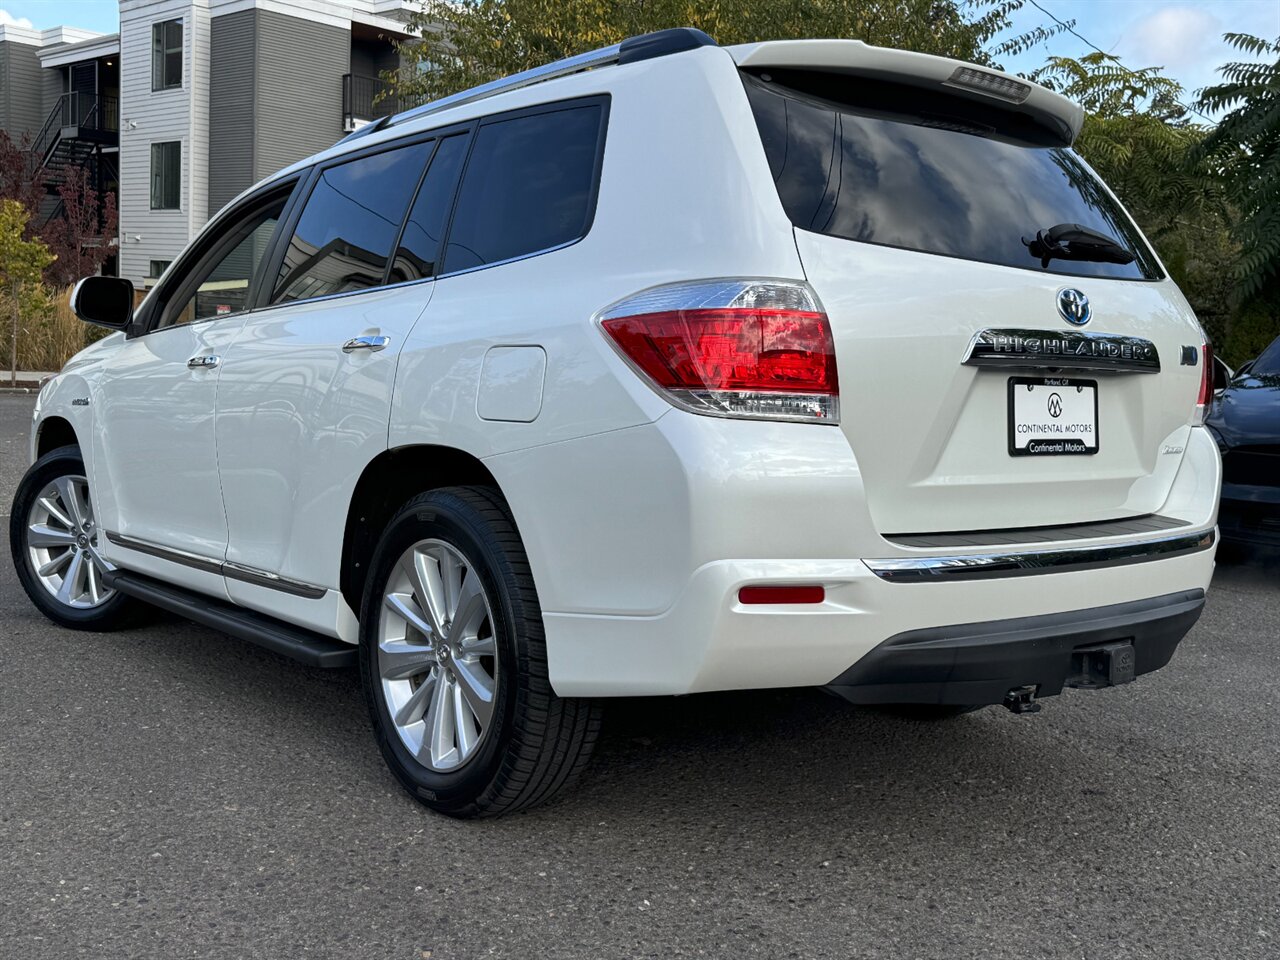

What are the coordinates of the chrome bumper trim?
(865, 528, 1215, 583)
(104, 531, 327, 599)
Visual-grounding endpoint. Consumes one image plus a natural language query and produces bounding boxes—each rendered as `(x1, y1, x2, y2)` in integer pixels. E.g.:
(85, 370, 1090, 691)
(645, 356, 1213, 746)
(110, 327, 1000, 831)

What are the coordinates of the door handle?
(342, 335, 391, 353)
(187, 355, 221, 369)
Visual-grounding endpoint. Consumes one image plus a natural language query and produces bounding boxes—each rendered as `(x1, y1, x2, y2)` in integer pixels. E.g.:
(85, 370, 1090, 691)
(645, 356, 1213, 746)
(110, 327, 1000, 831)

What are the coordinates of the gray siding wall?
(0, 40, 47, 140)
(207, 9, 348, 217)
(42, 64, 65, 122)
(208, 10, 255, 213)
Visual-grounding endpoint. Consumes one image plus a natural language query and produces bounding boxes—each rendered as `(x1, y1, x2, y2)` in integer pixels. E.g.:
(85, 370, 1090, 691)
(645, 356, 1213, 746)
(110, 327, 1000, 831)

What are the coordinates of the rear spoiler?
(728, 40, 1083, 145)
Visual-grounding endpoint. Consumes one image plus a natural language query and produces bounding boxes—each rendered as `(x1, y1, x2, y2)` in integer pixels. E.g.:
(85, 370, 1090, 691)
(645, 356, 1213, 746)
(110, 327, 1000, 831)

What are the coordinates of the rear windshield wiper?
(1022, 222, 1136, 268)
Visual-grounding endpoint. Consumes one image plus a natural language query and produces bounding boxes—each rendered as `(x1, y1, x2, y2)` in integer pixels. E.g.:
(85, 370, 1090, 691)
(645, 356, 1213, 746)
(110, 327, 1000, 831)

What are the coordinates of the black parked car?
(1206, 335, 1280, 548)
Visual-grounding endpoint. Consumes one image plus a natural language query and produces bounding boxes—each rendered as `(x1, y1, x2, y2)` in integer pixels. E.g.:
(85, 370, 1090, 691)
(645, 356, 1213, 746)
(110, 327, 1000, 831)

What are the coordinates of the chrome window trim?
(864, 528, 1215, 583)
(104, 532, 327, 599)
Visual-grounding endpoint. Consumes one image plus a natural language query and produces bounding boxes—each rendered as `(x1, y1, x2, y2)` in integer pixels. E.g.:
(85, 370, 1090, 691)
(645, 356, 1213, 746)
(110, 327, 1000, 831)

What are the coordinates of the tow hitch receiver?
(1070, 640, 1136, 689)
(1003, 685, 1041, 714)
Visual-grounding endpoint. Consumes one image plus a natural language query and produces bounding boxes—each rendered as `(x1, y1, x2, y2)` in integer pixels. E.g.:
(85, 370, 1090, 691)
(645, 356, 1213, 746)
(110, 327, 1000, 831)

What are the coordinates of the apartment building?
(0, 0, 414, 286)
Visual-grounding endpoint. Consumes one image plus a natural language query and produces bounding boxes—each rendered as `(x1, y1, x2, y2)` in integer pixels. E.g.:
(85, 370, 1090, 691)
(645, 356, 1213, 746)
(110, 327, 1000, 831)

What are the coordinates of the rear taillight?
(1195, 340, 1213, 424)
(598, 280, 838, 423)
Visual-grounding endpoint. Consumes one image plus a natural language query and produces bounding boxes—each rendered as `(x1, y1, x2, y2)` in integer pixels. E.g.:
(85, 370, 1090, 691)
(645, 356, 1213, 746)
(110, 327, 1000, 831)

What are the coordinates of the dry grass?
(0, 285, 106, 377)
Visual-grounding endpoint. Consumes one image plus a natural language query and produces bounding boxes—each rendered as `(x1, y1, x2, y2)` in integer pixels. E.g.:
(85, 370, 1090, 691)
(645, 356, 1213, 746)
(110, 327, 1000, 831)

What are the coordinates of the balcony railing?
(342, 73, 398, 132)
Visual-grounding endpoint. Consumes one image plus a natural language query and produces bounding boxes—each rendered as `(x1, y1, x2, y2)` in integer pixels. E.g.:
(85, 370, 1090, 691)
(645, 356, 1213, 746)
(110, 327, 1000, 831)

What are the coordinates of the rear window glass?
(443, 102, 605, 273)
(743, 71, 1161, 281)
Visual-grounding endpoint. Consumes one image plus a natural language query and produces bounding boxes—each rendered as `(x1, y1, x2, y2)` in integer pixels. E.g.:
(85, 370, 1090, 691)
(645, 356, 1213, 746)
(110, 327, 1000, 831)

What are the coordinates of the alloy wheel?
(25, 475, 116, 609)
(377, 539, 498, 772)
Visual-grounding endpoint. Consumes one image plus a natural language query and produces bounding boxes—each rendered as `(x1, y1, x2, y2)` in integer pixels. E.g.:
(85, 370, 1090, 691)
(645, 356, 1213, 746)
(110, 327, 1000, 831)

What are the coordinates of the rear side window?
(273, 141, 433, 304)
(743, 71, 1161, 281)
(443, 102, 605, 273)
(388, 134, 469, 284)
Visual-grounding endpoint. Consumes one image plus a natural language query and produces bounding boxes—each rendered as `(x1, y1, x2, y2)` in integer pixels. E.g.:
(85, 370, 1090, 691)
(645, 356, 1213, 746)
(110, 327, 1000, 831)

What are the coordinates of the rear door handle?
(342, 335, 391, 353)
(187, 355, 221, 369)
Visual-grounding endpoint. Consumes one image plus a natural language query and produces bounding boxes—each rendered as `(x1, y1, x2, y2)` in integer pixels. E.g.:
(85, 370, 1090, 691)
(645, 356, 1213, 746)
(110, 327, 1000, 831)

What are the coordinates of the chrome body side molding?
(963, 328, 1161, 374)
(865, 528, 1215, 583)
(104, 532, 327, 599)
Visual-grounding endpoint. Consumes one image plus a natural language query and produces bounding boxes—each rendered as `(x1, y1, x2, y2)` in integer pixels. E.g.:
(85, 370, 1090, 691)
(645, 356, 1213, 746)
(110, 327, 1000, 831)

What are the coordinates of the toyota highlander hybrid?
(9, 30, 1221, 817)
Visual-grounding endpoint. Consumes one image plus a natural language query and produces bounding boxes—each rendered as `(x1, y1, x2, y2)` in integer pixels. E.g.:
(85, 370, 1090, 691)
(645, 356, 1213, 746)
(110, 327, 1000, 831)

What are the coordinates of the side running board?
(102, 569, 357, 669)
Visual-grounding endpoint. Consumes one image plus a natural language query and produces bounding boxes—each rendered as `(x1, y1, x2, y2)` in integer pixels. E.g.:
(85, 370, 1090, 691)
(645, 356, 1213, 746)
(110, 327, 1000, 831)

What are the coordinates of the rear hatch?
(732, 43, 1207, 535)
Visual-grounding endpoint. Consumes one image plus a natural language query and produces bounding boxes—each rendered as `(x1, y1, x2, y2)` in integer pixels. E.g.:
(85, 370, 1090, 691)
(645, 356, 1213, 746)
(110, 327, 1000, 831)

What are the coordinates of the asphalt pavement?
(1, 393, 1278, 960)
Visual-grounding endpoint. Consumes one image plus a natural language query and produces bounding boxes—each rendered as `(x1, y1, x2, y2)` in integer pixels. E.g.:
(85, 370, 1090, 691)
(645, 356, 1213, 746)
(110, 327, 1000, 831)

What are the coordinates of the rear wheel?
(359, 486, 602, 818)
(9, 446, 139, 630)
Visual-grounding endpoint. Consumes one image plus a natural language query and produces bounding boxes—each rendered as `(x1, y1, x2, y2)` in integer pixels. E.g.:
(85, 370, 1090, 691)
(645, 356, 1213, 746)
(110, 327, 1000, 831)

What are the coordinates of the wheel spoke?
(85, 560, 101, 606)
(37, 549, 74, 578)
(437, 548, 462, 624)
(450, 572, 487, 642)
(452, 682, 477, 758)
(383, 592, 435, 642)
(28, 524, 77, 548)
(405, 552, 447, 638)
(453, 657, 495, 728)
(459, 634, 496, 657)
(54, 477, 87, 528)
(421, 673, 454, 768)
(56, 551, 85, 605)
(378, 636, 436, 680)
(35, 497, 74, 531)
(394, 671, 437, 727)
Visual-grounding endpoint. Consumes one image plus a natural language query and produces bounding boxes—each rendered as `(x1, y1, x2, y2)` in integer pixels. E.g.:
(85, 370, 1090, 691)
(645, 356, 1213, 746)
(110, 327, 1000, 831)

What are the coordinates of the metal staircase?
(32, 92, 118, 226)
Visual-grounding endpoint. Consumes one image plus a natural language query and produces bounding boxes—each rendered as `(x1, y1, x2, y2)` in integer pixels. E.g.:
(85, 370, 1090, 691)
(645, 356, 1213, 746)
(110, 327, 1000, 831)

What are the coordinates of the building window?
(152, 19, 183, 90)
(151, 141, 181, 210)
(149, 259, 172, 279)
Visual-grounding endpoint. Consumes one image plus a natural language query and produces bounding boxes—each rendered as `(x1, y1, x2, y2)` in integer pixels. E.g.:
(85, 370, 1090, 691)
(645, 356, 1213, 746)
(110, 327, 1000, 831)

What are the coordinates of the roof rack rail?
(337, 27, 715, 145)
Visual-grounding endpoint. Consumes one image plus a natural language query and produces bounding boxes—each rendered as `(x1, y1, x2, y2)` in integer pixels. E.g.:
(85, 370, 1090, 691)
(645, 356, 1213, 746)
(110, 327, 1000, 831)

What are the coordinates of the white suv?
(10, 29, 1220, 817)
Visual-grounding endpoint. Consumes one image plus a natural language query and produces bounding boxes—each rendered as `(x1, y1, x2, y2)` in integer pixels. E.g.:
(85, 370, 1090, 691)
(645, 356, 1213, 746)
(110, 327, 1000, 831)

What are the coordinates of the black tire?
(9, 445, 141, 631)
(359, 485, 602, 818)
(874, 703, 986, 721)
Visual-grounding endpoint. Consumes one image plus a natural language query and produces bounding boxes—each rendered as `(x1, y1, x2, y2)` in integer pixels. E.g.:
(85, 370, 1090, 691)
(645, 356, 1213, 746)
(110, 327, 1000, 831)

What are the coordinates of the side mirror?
(70, 276, 134, 330)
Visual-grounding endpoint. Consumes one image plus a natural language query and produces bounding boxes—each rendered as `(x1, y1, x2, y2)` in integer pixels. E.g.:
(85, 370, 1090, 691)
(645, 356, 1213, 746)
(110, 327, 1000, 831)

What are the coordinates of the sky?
(4, 0, 1278, 112)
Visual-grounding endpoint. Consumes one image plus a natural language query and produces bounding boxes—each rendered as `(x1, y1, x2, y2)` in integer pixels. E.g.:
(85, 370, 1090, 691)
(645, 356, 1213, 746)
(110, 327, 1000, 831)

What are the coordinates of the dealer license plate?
(1008, 377, 1099, 456)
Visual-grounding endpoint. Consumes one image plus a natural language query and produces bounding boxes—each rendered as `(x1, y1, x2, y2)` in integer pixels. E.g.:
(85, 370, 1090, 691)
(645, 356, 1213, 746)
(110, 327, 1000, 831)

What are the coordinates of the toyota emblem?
(1057, 288, 1091, 326)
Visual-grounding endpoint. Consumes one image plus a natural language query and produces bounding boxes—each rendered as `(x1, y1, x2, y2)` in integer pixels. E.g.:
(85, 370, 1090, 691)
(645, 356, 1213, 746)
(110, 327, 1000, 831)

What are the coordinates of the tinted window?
(443, 103, 603, 273)
(743, 72, 1161, 281)
(150, 141, 180, 210)
(388, 134, 468, 284)
(152, 19, 182, 91)
(273, 141, 432, 304)
(162, 198, 286, 329)
(1251, 336, 1280, 377)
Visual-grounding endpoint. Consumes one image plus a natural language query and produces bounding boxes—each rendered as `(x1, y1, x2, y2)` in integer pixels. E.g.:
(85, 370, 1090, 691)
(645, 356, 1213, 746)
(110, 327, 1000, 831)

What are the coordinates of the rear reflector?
(738, 585, 825, 605)
(599, 280, 838, 423)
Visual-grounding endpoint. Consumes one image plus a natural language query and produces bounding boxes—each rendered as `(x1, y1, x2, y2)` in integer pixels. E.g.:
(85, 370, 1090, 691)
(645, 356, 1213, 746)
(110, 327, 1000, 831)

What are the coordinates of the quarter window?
(442, 103, 604, 273)
(152, 19, 183, 91)
(272, 141, 433, 304)
(150, 141, 181, 210)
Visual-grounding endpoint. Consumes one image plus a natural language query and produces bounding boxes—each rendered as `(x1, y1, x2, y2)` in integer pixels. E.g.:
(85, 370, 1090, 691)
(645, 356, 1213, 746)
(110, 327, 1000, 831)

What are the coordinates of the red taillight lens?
(1195, 340, 1213, 423)
(600, 281, 839, 423)
(603, 308, 836, 394)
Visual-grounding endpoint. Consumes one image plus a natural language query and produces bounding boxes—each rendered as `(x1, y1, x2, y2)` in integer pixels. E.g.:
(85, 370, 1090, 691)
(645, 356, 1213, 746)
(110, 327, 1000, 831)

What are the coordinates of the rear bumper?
(824, 590, 1204, 706)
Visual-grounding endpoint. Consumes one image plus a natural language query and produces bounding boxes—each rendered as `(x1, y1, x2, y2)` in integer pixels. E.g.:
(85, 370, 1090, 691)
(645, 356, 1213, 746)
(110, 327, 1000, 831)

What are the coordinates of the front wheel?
(9, 445, 140, 630)
(359, 486, 602, 818)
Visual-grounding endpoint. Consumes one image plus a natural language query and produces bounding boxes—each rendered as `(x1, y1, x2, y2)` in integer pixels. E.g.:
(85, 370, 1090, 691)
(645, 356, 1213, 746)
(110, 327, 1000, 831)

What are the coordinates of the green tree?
(0, 199, 55, 385)
(1196, 34, 1280, 308)
(1032, 53, 1242, 356)
(389, 0, 1065, 104)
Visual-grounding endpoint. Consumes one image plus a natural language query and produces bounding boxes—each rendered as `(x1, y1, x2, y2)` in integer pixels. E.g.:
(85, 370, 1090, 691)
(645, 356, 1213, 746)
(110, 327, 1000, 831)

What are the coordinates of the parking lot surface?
(1, 394, 1277, 959)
